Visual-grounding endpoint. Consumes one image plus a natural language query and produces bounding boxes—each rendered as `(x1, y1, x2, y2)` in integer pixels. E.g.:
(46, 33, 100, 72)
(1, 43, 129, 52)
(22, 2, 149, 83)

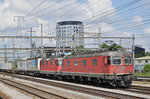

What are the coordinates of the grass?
(132, 81, 150, 85)
(135, 72, 150, 77)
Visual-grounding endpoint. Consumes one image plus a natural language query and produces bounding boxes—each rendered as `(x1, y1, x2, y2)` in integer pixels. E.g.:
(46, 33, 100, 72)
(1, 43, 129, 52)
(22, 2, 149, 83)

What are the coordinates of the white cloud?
(144, 27, 150, 34)
(1, 0, 143, 52)
(132, 15, 143, 25)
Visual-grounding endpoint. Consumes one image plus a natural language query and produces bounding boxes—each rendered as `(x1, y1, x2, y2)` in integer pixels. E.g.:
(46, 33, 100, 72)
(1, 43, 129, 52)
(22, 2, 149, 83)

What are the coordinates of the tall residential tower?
(56, 21, 84, 48)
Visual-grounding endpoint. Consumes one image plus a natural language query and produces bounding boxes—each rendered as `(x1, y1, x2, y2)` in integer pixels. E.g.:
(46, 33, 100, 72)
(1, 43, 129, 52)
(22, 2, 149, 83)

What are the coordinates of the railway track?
(0, 77, 67, 99)
(128, 85, 150, 95)
(0, 73, 149, 99)
(134, 76, 150, 82)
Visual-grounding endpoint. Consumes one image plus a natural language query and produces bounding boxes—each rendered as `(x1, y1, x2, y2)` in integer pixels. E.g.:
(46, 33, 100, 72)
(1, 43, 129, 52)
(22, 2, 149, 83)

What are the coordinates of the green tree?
(135, 51, 145, 58)
(114, 45, 123, 49)
(75, 45, 90, 52)
(145, 52, 150, 56)
(144, 64, 150, 72)
(101, 43, 123, 50)
(135, 51, 150, 58)
(101, 43, 111, 49)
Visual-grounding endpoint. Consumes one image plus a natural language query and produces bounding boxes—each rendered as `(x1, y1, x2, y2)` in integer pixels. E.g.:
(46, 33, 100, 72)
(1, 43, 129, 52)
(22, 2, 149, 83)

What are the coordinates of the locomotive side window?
(124, 56, 132, 65)
(42, 60, 44, 65)
(112, 56, 121, 65)
(74, 61, 78, 66)
(67, 61, 70, 66)
(46, 60, 48, 65)
(50, 60, 53, 65)
(83, 60, 87, 66)
(92, 59, 97, 66)
(62, 60, 64, 66)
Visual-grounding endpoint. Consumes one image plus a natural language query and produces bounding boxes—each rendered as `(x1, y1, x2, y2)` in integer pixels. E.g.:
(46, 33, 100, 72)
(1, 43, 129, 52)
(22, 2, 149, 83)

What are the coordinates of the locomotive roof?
(65, 51, 132, 59)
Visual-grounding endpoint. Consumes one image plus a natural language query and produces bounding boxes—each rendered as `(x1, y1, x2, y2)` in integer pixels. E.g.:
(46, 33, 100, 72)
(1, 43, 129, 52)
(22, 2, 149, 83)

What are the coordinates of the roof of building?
(57, 21, 82, 25)
(135, 56, 150, 60)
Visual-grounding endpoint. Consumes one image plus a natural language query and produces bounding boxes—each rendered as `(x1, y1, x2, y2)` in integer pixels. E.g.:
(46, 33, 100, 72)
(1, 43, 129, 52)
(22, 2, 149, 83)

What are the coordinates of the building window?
(138, 60, 142, 63)
(145, 60, 148, 63)
(74, 61, 78, 66)
(92, 59, 97, 66)
(67, 61, 70, 66)
(83, 60, 87, 66)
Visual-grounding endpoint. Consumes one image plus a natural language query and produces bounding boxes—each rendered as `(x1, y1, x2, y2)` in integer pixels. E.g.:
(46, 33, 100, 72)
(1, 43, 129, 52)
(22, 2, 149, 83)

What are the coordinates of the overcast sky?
(0, 0, 150, 58)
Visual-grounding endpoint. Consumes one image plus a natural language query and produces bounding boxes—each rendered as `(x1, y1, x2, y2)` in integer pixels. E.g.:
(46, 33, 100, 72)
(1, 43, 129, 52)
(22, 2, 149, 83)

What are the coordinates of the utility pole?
(41, 24, 43, 58)
(14, 16, 24, 35)
(13, 39, 15, 67)
(72, 34, 75, 52)
(27, 28, 35, 58)
(132, 35, 135, 69)
(92, 0, 95, 18)
(4, 44, 7, 63)
(119, 38, 122, 46)
(98, 27, 101, 49)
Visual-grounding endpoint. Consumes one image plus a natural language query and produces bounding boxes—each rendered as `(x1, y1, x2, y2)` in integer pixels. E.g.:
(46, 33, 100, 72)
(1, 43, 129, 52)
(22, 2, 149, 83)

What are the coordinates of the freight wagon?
(17, 58, 42, 75)
(0, 63, 12, 70)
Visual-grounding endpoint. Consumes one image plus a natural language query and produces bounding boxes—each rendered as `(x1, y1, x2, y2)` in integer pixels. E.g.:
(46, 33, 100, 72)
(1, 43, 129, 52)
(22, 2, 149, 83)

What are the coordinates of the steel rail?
(0, 77, 67, 99)
(0, 73, 146, 99)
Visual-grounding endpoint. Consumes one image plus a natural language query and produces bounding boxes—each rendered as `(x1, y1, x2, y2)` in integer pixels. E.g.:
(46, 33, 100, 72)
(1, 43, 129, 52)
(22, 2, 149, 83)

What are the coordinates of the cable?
(28, 0, 63, 17)
(83, 0, 141, 23)
(57, 0, 87, 21)
(37, 0, 77, 18)
(99, 19, 150, 35)
(84, 1, 150, 28)
(84, 9, 149, 29)
(25, 0, 46, 17)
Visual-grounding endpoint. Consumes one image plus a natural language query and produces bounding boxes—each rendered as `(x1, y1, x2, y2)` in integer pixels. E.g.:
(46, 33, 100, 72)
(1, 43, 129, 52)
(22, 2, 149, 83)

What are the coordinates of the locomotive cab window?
(92, 59, 97, 66)
(112, 56, 121, 65)
(124, 56, 132, 65)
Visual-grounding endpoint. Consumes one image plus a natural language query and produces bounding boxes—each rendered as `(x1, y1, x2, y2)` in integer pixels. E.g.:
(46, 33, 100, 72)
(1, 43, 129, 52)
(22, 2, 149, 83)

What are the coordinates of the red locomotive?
(40, 50, 134, 87)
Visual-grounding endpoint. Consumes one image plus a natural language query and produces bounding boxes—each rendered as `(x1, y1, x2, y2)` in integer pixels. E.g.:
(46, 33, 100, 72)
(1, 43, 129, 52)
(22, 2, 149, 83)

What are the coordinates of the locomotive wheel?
(109, 80, 117, 87)
(124, 80, 132, 87)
